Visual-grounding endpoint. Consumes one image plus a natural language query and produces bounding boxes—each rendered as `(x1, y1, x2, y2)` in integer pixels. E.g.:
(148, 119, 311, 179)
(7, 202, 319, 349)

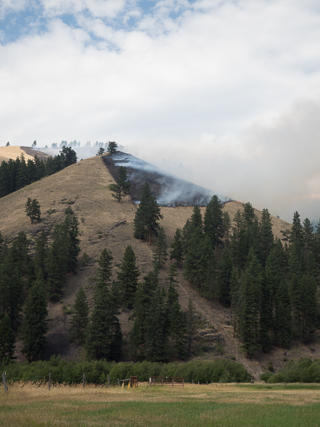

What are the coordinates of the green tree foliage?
(145, 287, 169, 362)
(107, 141, 118, 154)
(96, 147, 105, 156)
(86, 254, 122, 361)
(239, 250, 263, 357)
(110, 166, 131, 202)
(21, 279, 48, 362)
(69, 287, 89, 345)
(0, 315, 16, 364)
(0, 148, 77, 199)
(117, 245, 140, 309)
(166, 279, 186, 360)
(130, 272, 158, 360)
(204, 195, 224, 249)
(34, 230, 48, 279)
(152, 226, 168, 271)
(25, 198, 41, 224)
(169, 228, 184, 267)
(134, 183, 163, 245)
(218, 247, 233, 307)
(47, 215, 80, 301)
(185, 299, 197, 357)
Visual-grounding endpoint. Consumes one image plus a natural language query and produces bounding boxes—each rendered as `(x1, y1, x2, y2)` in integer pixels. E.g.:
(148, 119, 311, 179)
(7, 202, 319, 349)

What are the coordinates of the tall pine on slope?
(134, 182, 163, 245)
(117, 245, 140, 309)
(21, 278, 48, 362)
(152, 226, 168, 271)
(169, 228, 184, 267)
(130, 271, 158, 360)
(0, 315, 16, 364)
(204, 195, 224, 249)
(69, 287, 89, 345)
(86, 249, 122, 360)
(111, 166, 131, 202)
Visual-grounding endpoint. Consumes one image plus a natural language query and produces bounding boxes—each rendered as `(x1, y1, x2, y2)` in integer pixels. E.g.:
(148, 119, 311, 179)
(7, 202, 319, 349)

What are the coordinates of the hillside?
(0, 151, 315, 380)
(0, 145, 49, 162)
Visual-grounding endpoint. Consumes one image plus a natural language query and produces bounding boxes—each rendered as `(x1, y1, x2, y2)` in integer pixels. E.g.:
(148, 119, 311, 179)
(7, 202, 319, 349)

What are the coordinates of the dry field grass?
(0, 146, 35, 162)
(1, 383, 320, 426)
(0, 150, 309, 381)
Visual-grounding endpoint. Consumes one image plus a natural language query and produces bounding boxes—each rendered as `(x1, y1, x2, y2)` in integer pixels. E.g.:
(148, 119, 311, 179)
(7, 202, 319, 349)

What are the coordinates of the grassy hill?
(1, 150, 315, 380)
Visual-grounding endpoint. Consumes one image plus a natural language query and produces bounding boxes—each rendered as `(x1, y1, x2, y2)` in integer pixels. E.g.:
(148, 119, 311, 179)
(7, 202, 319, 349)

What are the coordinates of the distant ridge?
(102, 152, 231, 207)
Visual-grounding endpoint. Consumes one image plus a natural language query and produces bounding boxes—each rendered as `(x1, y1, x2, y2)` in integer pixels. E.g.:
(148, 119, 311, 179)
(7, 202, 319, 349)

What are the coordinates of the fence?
(149, 377, 184, 387)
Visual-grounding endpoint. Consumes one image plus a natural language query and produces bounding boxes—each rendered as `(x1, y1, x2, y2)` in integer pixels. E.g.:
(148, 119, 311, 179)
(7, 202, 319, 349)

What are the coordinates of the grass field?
(1, 383, 320, 426)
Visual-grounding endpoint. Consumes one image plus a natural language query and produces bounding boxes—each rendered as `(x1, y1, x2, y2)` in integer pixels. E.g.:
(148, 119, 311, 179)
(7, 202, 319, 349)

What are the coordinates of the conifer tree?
(130, 272, 158, 360)
(145, 287, 169, 362)
(86, 253, 122, 360)
(111, 166, 131, 202)
(169, 228, 184, 267)
(25, 198, 41, 223)
(166, 278, 186, 360)
(134, 183, 163, 245)
(0, 315, 16, 364)
(239, 250, 262, 357)
(218, 247, 233, 307)
(152, 226, 168, 270)
(96, 249, 113, 286)
(185, 299, 196, 357)
(34, 230, 48, 279)
(117, 245, 139, 309)
(204, 195, 224, 249)
(259, 208, 274, 267)
(21, 279, 48, 362)
(69, 287, 89, 345)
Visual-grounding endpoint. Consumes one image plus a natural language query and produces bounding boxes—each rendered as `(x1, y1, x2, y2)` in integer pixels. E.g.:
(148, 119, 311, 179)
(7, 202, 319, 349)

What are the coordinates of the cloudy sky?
(1, 0, 320, 222)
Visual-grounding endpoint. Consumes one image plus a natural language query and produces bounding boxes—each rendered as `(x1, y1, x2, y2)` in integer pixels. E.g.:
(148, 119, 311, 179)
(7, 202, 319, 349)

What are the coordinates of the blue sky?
(1, 0, 320, 221)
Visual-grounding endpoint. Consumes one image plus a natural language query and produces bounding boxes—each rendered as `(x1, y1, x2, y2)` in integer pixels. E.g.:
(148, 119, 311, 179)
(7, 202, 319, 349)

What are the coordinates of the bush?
(0, 358, 250, 385)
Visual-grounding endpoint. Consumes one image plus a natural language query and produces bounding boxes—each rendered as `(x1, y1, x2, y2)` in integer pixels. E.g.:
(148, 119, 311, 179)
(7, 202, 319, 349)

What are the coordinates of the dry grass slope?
(1, 152, 315, 381)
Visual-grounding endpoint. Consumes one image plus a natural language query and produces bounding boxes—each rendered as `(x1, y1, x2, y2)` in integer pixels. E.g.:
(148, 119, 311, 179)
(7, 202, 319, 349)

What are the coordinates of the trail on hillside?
(176, 276, 263, 380)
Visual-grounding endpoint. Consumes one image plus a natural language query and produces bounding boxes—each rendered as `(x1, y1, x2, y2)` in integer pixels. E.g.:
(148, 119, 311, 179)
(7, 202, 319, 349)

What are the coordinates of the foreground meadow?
(1, 383, 320, 426)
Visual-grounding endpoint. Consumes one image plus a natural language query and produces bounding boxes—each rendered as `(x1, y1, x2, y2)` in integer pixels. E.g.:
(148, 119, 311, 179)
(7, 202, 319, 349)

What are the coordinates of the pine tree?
(21, 279, 48, 362)
(152, 226, 168, 270)
(169, 228, 184, 267)
(239, 250, 262, 357)
(0, 315, 16, 364)
(134, 183, 163, 245)
(117, 245, 140, 309)
(218, 247, 233, 307)
(145, 287, 169, 362)
(86, 256, 122, 360)
(107, 141, 118, 154)
(69, 287, 89, 345)
(259, 208, 274, 267)
(129, 271, 158, 360)
(86, 283, 122, 361)
(166, 278, 186, 360)
(25, 198, 41, 223)
(96, 249, 113, 287)
(111, 166, 131, 202)
(204, 195, 224, 249)
(185, 299, 196, 357)
(34, 230, 48, 279)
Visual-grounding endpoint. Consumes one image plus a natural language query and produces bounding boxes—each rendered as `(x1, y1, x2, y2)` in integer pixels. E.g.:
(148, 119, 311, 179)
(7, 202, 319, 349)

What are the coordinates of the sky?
(1, 0, 320, 223)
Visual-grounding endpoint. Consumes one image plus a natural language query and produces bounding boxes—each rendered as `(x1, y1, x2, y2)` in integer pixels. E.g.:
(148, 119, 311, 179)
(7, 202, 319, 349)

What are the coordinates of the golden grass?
(0, 146, 34, 162)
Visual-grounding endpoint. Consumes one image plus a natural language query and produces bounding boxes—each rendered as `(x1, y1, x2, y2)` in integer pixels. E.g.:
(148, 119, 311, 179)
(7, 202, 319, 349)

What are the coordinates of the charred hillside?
(102, 151, 230, 207)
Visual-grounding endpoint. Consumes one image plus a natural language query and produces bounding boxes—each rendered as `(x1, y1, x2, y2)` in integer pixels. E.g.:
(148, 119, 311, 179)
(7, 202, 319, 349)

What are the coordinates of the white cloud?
(1, 0, 320, 221)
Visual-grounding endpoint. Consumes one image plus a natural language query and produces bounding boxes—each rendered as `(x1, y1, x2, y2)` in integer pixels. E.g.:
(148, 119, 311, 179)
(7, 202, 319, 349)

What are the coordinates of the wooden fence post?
(117, 379, 120, 387)
(108, 375, 110, 388)
(2, 373, 8, 393)
(83, 374, 86, 389)
(49, 373, 51, 391)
